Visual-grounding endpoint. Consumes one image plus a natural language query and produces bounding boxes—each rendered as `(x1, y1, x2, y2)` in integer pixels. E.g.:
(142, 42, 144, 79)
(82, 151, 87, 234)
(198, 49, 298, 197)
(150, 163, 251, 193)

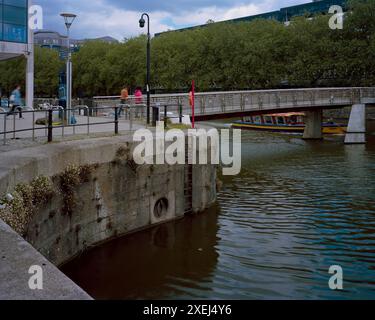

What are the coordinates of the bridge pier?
(303, 109, 322, 140)
(344, 104, 366, 144)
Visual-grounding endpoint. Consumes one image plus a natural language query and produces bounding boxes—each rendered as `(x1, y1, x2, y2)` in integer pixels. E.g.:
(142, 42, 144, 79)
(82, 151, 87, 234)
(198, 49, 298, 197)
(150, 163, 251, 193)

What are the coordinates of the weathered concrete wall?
(0, 135, 216, 298)
(25, 161, 190, 266)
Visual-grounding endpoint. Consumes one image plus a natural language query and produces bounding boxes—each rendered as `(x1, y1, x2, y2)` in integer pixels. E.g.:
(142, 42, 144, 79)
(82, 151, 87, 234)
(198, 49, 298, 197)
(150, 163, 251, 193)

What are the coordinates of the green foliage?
(0, 176, 54, 235)
(34, 47, 63, 97)
(54, 164, 95, 216)
(0, 0, 374, 97)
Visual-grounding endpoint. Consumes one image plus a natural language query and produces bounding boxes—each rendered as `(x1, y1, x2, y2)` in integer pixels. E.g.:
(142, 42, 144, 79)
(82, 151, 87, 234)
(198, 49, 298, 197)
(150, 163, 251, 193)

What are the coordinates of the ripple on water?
(61, 131, 375, 300)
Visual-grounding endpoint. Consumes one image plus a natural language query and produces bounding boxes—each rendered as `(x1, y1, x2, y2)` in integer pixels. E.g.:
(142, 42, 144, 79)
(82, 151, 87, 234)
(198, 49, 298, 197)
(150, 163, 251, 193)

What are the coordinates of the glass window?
(277, 117, 285, 125)
(254, 116, 261, 124)
(3, 23, 26, 42)
(264, 116, 273, 124)
(3, 5, 27, 25)
(1, 1, 28, 43)
(4, 0, 27, 8)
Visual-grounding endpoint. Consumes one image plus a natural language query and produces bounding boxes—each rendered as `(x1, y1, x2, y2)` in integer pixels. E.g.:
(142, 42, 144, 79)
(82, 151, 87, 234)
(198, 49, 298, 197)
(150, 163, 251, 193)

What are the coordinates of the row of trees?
(0, 0, 374, 97)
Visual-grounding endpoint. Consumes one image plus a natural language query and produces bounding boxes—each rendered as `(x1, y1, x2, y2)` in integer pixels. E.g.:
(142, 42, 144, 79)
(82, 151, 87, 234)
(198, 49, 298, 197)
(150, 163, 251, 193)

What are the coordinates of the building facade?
(156, 0, 347, 36)
(0, 0, 33, 108)
(0, 0, 28, 44)
(34, 30, 118, 50)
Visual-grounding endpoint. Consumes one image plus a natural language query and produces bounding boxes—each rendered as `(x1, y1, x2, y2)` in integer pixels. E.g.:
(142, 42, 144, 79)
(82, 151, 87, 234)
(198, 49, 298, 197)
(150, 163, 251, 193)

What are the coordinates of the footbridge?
(94, 87, 375, 143)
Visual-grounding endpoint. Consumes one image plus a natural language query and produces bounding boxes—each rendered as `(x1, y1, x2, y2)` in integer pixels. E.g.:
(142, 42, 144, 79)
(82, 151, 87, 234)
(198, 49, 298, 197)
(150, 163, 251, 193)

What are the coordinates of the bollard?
(179, 104, 183, 124)
(47, 109, 53, 142)
(114, 106, 119, 134)
(164, 105, 167, 128)
(152, 105, 159, 127)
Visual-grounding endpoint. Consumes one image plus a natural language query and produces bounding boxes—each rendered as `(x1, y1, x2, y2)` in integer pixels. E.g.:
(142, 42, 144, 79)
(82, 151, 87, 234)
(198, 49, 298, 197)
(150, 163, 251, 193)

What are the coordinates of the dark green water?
(61, 125, 375, 299)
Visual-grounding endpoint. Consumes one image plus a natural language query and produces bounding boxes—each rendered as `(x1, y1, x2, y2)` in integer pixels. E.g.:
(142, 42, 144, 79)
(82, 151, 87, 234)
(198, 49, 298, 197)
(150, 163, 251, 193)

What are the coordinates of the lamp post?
(60, 12, 77, 125)
(139, 13, 151, 124)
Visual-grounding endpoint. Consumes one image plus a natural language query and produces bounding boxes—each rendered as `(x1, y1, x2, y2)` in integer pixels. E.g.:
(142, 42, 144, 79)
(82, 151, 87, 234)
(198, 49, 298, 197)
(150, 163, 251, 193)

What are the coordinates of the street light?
(139, 13, 151, 124)
(60, 12, 77, 125)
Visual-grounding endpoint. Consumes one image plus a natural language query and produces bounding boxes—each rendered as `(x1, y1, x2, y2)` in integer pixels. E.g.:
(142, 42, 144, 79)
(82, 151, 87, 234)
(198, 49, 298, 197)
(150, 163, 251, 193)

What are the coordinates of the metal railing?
(0, 104, 148, 146)
(94, 87, 375, 117)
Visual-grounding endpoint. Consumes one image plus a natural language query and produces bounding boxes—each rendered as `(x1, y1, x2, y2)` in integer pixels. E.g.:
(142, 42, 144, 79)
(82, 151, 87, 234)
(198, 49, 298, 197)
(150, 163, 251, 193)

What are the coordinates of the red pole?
(192, 80, 195, 129)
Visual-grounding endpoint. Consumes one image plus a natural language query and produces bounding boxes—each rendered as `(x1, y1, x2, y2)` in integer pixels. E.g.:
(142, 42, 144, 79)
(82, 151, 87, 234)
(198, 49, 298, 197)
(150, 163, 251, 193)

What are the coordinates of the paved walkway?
(0, 113, 146, 152)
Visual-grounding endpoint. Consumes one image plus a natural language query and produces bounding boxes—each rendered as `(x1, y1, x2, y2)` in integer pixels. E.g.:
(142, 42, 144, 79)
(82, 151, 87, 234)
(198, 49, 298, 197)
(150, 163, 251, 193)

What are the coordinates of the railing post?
(3, 115, 7, 145)
(32, 111, 35, 141)
(114, 106, 119, 134)
(179, 104, 182, 124)
(164, 105, 167, 128)
(57, 106, 64, 137)
(152, 105, 158, 127)
(84, 106, 90, 135)
(13, 114, 16, 140)
(47, 108, 53, 143)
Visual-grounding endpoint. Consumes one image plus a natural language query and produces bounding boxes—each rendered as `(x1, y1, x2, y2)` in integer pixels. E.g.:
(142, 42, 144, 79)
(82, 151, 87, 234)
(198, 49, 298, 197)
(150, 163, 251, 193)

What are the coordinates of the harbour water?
(61, 123, 375, 299)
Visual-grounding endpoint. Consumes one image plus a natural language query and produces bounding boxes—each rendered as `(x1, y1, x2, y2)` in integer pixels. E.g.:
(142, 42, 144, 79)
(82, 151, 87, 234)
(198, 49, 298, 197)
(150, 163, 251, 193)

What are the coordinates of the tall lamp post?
(139, 13, 151, 124)
(60, 12, 77, 125)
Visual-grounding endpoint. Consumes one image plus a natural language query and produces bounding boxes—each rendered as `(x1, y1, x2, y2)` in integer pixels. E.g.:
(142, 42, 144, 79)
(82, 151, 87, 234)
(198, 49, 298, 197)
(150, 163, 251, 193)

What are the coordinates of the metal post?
(164, 105, 167, 128)
(45, 110, 47, 136)
(179, 104, 183, 124)
(146, 31, 151, 125)
(140, 13, 151, 124)
(57, 106, 64, 137)
(3, 115, 7, 145)
(73, 108, 76, 135)
(13, 114, 16, 140)
(152, 105, 159, 127)
(114, 106, 119, 134)
(32, 111, 35, 141)
(84, 106, 89, 135)
(47, 109, 53, 142)
(129, 105, 133, 132)
(66, 27, 71, 125)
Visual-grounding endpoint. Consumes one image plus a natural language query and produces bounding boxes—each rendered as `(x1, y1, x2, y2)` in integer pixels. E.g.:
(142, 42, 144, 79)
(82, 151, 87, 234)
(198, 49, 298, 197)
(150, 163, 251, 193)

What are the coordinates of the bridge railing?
(93, 87, 375, 117)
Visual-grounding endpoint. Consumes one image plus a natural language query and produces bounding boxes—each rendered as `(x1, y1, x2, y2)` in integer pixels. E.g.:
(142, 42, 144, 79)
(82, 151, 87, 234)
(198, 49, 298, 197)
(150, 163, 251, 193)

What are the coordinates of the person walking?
(7, 85, 23, 119)
(118, 85, 129, 118)
(134, 87, 143, 118)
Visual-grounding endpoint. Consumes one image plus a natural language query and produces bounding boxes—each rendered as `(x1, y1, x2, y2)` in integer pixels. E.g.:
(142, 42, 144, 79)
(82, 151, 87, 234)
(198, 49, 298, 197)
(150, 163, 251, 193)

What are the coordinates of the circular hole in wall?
(154, 197, 169, 219)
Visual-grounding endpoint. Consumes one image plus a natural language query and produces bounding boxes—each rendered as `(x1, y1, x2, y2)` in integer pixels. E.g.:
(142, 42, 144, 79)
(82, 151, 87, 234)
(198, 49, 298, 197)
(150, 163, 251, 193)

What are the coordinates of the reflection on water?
(61, 206, 220, 300)
(61, 127, 375, 300)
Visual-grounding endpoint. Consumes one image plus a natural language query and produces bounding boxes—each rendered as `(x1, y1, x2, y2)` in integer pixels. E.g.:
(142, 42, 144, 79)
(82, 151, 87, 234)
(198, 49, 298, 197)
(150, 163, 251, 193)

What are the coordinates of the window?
(253, 116, 262, 124)
(264, 116, 273, 124)
(3, 5, 27, 25)
(3, 23, 26, 42)
(0, 0, 28, 43)
(4, 0, 27, 7)
(277, 117, 285, 125)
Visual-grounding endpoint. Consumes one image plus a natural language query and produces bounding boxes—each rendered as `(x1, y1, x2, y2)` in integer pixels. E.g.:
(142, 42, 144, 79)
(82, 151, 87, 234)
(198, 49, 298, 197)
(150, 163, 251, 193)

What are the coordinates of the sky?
(33, 0, 308, 40)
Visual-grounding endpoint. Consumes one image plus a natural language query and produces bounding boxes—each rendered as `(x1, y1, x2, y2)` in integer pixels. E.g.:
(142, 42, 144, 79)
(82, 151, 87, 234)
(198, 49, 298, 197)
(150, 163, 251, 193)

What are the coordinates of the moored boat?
(232, 112, 347, 134)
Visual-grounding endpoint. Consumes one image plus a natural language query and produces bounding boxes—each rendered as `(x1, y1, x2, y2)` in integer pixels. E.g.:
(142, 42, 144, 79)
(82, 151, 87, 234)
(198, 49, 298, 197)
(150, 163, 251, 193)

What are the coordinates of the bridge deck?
(94, 87, 375, 120)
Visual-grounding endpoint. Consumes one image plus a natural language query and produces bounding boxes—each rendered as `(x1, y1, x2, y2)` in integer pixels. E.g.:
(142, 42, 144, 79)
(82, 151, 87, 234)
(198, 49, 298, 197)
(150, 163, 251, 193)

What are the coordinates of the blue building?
(0, 0, 33, 108)
(0, 0, 28, 44)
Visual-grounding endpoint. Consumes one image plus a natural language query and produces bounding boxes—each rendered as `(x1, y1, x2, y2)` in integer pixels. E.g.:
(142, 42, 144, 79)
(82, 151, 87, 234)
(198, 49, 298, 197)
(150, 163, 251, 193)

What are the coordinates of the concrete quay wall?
(0, 135, 217, 299)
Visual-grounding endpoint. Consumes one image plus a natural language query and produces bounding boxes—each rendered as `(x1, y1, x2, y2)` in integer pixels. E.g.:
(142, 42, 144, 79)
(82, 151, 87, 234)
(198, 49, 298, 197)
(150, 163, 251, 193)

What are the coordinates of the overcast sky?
(33, 0, 308, 40)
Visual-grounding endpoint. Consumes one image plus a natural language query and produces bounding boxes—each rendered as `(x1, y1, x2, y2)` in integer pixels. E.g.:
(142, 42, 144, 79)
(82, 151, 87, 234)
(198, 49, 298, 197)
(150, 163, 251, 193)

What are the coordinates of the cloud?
(33, 0, 308, 40)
